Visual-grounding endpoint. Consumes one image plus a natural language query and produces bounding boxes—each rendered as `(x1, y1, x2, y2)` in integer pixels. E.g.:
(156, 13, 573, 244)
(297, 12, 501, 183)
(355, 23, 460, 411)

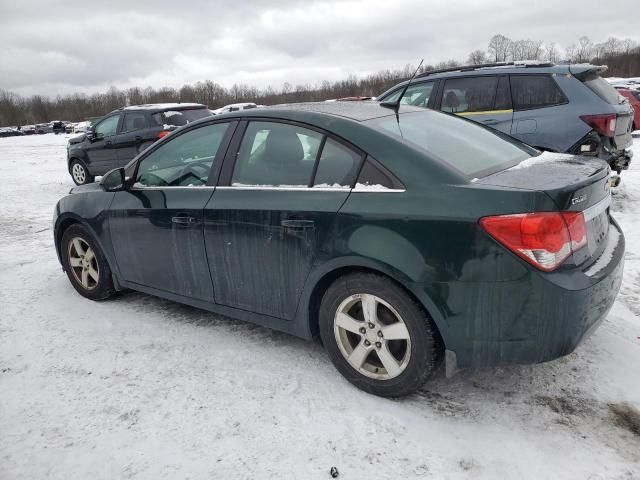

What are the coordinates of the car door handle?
(172, 216, 198, 225)
(482, 118, 499, 125)
(135, 136, 142, 141)
(280, 219, 315, 230)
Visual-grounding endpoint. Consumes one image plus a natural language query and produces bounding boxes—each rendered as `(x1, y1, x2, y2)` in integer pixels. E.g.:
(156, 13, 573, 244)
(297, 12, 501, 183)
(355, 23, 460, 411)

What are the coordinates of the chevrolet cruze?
(53, 102, 624, 397)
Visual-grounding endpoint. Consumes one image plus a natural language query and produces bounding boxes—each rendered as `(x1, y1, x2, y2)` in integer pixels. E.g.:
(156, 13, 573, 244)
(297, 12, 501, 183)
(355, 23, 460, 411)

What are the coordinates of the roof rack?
(415, 61, 555, 78)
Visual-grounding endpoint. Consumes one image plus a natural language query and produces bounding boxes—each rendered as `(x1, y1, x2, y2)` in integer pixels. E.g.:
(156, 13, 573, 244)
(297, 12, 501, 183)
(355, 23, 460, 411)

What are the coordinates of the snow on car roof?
(122, 103, 205, 111)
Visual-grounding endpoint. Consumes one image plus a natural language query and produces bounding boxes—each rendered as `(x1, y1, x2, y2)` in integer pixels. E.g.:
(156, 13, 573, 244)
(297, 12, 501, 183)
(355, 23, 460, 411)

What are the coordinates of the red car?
(615, 87, 640, 131)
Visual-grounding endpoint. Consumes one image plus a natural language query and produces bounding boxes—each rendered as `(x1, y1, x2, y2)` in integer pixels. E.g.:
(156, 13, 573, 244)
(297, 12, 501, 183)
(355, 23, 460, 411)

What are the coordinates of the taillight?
(480, 212, 587, 272)
(157, 130, 170, 139)
(580, 113, 616, 137)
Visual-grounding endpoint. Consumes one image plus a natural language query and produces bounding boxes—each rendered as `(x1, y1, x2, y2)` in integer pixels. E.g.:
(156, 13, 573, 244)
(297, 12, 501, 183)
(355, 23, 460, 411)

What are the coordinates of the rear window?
(151, 108, 211, 127)
(366, 110, 535, 178)
(581, 73, 623, 105)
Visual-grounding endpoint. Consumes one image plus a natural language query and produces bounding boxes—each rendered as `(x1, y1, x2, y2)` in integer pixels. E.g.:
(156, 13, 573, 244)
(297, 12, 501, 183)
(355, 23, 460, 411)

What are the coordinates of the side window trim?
(219, 118, 366, 189)
(130, 120, 237, 188)
(353, 155, 405, 192)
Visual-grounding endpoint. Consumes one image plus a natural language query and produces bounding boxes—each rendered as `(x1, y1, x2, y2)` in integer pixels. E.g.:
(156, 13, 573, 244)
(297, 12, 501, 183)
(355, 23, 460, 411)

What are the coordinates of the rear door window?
(313, 139, 362, 188)
(440, 76, 499, 114)
(510, 75, 568, 110)
(232, 122, 322, 187)
(121, 112, 147, 133)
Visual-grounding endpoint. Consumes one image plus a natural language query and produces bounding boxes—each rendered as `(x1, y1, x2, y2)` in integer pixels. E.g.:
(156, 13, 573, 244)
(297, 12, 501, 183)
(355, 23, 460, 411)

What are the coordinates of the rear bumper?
(411, 220, 625, 369)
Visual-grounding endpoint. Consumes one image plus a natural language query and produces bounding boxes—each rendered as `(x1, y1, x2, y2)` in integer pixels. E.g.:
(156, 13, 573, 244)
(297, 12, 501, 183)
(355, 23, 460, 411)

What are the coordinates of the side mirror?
(100, 167, 126, 192)
(85, 127, 95, 141)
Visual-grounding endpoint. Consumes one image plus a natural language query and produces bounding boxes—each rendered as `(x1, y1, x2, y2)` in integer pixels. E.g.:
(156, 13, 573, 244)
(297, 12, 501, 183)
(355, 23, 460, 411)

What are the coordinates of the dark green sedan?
(53, 102, 624, 397)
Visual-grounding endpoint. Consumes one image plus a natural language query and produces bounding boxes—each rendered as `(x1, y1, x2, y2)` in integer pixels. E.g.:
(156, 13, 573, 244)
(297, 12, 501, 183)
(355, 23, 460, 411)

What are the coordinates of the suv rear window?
(151, 108, 211, 127)
(366, 110, 535, 178)
(581, 73, 623, 105)
(510, 75, 567, 110)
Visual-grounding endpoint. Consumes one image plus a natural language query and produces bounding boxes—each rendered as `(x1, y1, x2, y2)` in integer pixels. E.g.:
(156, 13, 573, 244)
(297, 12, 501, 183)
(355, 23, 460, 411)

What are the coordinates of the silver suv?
(378, 62, 634, 174)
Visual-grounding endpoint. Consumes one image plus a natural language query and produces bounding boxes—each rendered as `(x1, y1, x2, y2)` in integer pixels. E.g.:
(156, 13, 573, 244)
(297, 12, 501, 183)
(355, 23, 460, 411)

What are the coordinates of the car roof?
(216, 101, 423, 122)
(117, 103, 207, 113)
(384, 62, 607, 93)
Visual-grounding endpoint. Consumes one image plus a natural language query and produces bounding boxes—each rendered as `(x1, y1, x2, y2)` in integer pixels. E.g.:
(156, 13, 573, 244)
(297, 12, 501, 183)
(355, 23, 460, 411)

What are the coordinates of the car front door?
(113, 111, 149, 164)
(85, 114, 122, 174)
(437, 75, 513, 134)
(107, 121, 236, 301)
(381, 80, 439, 109)
(204, 120, 364, 320)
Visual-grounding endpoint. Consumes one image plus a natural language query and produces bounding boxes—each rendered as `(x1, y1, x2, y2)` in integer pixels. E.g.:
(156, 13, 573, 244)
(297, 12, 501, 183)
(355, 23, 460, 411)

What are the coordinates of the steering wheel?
(174, 161, 210, 186)
(138, 172, 168, 187)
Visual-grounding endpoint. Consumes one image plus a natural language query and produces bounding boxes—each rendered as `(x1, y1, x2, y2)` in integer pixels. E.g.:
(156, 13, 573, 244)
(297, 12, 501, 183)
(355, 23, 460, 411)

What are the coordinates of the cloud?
(0, 0, 638, 96)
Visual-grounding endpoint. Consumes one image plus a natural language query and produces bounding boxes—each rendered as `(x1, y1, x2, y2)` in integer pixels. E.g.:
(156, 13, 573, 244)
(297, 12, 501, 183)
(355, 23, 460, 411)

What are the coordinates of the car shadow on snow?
(109, 290, 640, 453)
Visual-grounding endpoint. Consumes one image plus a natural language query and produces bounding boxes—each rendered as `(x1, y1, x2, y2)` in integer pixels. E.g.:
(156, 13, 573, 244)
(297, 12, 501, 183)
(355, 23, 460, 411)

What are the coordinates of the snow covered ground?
(0, 134, 639, 479)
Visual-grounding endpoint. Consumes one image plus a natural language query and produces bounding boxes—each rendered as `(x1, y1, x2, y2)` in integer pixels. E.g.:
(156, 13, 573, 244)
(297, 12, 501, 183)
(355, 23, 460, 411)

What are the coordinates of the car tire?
(69, 159, 94, 185)
(61, 224, 115, 301)
(137, 141, 155, 154)
(319, 272, 441, 397)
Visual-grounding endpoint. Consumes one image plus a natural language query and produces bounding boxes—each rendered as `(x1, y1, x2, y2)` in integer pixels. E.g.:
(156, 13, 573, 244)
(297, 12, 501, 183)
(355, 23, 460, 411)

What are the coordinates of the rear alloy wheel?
(320, 273, 440, 397)
(70, 159, 94, 185)
(61, 224, 114, 300)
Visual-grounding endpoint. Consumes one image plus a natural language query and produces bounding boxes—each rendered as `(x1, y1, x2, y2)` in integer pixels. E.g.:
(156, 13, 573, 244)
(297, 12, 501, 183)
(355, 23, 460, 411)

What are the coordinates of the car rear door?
(107, 121, 236, 301)
(204, 119, 364, 320)
(509, 74, 571, 150)
(113, 111, 149, 163)
(437, 75, 513, 134)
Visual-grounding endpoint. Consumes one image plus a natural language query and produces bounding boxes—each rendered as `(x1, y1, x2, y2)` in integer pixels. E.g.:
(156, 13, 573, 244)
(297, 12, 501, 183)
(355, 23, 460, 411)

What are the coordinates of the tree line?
(1, 34, 639, 126)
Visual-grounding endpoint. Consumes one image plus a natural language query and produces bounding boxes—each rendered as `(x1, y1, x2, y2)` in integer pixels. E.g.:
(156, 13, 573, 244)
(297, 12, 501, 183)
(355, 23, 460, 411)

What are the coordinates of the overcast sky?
(1, 0, 639, 97)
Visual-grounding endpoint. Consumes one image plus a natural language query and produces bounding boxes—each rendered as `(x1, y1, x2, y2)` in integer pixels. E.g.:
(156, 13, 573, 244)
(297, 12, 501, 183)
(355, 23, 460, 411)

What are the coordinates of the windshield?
(365, 110, 535, 178)
(152, 108, 211, 127)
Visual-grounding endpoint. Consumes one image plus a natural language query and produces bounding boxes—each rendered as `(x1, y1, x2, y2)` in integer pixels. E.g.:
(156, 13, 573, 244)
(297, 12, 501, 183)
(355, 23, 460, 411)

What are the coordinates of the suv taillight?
(157, 130, 170, 139)
(580, 113, 617, 137)
(480, 212, 587, 272)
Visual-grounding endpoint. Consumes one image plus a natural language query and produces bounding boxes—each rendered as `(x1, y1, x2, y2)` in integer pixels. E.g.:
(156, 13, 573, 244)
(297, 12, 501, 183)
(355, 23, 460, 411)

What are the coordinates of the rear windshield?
(151, 108, 211, 127)
(365, 110, 535, 178)
(581, 73, 623, 105)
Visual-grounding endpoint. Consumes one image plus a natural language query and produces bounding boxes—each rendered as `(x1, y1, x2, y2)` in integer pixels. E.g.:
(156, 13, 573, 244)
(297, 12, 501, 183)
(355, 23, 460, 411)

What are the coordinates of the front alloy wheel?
(67, 237, 99, 290)
(70, 160, 94, 185)
(61, 224, 114, 301)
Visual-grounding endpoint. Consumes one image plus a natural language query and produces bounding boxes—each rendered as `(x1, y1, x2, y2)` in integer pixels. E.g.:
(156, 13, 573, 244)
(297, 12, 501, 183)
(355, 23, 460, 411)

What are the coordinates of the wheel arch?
(301, 259, 448, 353)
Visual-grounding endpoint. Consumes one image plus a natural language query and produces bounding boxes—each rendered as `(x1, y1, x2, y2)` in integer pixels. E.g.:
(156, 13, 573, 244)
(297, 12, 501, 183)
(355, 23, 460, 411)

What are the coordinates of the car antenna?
(380, 59, 424, 114)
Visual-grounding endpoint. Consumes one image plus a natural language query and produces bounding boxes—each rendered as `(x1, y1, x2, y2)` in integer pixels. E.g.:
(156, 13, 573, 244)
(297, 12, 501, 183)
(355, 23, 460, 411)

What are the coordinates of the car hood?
(70, 182, 103, 194)
(68, 133, 86, 145)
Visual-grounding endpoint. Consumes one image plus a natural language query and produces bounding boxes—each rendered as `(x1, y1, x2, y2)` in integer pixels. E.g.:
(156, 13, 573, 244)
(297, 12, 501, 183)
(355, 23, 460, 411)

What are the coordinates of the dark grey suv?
(66, 103, 212, 185)
(378, 62, 634, 176)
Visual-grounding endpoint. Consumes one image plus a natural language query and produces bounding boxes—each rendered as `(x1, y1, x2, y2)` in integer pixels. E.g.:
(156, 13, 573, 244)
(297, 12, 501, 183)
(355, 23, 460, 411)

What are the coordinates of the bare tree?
(488, 34, 511, 62)
(467, 49, 488, 65)
(574, 36, 593, 63)
(545, 42, 560, 62)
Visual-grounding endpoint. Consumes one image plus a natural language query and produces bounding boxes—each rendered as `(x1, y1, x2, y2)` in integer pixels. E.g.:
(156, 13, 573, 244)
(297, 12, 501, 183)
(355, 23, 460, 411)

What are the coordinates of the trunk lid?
(476, 152, 612, 264)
